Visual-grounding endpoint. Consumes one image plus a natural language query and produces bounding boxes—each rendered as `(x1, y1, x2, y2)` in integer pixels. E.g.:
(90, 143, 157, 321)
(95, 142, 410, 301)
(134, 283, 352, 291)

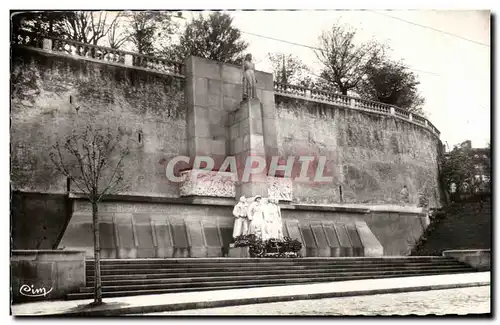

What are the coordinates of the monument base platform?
(227, 245, 250, 258)
(55, 198, 433, 258)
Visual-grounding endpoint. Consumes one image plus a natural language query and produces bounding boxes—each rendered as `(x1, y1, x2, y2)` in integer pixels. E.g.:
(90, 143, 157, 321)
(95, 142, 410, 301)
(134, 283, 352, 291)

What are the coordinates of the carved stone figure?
(232, 196, 249, 239)
(400, 185, 410, 205)
(247, 195, 264, 239)
(263, 198, 283, 241)
(242, 53, 257, 101)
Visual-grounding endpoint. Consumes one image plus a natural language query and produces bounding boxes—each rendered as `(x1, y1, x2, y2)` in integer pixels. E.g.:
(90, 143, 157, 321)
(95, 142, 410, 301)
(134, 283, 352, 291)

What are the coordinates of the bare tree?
(267, 52, 311, 85)
(315, 24, 385, 95)
(107, 12, 129, 49)
(62, 11, 121, 46)
(49, 120, 130, 305)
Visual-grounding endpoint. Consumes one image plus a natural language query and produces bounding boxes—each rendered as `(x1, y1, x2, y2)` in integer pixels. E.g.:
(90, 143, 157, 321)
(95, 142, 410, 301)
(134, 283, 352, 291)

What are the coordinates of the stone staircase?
(67, 257, 478, 299)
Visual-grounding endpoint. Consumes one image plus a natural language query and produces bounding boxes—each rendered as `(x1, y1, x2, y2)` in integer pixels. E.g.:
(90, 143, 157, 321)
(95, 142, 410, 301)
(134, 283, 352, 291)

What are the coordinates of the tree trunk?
(92, 201, 103, 304)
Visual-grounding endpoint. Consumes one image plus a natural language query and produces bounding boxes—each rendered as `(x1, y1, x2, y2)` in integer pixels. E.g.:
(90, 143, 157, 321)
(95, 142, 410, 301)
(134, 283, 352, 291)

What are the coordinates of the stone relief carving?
(267, 176, 293, 201)
(179, 170, 236, 198)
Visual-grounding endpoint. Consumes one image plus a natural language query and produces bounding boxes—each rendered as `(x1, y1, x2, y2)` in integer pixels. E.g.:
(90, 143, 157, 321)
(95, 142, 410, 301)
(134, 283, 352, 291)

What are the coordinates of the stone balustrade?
(12, 31, 44, 48)
(12, 31, 439, 136)
(394, 106, 411, 119)
(273, 81, 440, 137)
(13, 31, 184, 78)
(51, 37, 127, 65)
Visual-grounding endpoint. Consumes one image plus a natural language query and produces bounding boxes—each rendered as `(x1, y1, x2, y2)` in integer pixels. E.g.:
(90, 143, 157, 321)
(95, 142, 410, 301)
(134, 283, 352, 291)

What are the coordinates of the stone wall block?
(223, 96, 240, 112)
(221, 65, 242, 84)
(255, 71, 274, 90)
(193, 77, 208, 107)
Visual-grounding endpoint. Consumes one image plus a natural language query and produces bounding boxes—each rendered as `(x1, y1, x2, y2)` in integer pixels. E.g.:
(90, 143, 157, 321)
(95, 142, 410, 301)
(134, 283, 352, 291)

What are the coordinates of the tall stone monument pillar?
(182, 55, 279, 199)
(228, 98, 268, 198)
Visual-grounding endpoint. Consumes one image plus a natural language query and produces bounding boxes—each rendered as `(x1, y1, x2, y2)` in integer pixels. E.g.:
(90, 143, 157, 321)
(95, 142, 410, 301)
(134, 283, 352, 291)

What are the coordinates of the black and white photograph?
(8, 4, 492, 316)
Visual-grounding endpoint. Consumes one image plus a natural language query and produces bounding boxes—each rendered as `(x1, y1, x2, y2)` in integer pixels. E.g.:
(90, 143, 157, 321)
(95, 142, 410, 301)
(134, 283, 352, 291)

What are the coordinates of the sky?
(220, 10, 490, 149)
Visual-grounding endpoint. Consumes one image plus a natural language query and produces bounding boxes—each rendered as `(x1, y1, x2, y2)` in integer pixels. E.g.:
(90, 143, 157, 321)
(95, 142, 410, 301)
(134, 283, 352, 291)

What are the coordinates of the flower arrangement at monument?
(233, 234, 303, 258)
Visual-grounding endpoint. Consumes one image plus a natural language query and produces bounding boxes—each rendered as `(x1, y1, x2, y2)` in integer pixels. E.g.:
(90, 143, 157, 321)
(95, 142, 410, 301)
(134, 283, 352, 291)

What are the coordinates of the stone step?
(85, 262, 472, 277)
(86, 264, 473, 281)
(84, 268, 475, 286)
(72, 257, 477, 300)
(68, 270, 472, 299)
(85, 260, 463, 270)
(79, 268, 472, 292)
(86, 260, 462, 274)
(85, 257, 456, 265)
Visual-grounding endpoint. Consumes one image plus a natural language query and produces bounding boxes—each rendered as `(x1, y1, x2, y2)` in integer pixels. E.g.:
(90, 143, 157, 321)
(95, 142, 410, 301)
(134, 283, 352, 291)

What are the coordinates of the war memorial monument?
(10, 32, 479, 304)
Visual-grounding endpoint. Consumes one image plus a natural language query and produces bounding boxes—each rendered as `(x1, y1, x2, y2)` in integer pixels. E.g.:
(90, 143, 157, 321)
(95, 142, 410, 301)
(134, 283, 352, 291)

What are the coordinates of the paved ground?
(150, 286, 491, 316)
(11, 272, 490, 316)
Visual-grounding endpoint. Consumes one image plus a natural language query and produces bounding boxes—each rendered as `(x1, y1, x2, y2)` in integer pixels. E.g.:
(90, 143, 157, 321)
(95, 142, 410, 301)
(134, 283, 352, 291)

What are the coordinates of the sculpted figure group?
(232, 195, 283, 241)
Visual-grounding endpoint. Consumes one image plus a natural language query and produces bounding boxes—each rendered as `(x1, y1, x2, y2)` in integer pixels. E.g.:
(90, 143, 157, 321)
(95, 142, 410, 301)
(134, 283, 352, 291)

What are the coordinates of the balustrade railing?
(273, 81, 440, 136)
(133, 54, 183, 75)
(52, 38, 126, 64)
(12, 31, 44, 48)
(273, 82, 308, 97)
(427, 120, 440, 136)
(310, 88, 350, 107)
(394, 107, 410, 119)
(13, 32, 184, 77)
(412, 113, 427, 126)
(353, 97, 391, 114)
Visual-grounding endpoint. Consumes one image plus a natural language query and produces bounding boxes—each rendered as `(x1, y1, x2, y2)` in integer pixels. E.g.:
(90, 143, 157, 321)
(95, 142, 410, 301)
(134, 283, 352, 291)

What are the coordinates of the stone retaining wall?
(11, 250, 85, 303)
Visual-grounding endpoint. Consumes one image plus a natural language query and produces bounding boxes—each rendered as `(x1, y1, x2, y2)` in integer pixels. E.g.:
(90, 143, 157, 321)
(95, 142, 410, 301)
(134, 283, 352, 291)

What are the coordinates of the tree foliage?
(441, 145, 474, 197)
(440, 143, 490, 200)
(170, 12, 248, 64)
(124, 11, 178, 55)
(315, 24, 385, 95)
(12, 11, 126, 47)
(11, 11, 75, 39)
(358, 58, 425, 115)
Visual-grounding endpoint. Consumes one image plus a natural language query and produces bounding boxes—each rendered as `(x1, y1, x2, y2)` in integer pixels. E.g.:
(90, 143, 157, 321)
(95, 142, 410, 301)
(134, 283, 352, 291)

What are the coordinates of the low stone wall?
(443, 249, 491, 271)
(11, 250, 86, 303)
(10, 191, 72, 250)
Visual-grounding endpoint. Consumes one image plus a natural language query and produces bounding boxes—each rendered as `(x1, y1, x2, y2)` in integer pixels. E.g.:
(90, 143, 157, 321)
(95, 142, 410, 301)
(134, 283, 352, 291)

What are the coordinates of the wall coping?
(442, 249, 491, 255)
(12, 249, 86, 255)
(65, 192, 424, 215)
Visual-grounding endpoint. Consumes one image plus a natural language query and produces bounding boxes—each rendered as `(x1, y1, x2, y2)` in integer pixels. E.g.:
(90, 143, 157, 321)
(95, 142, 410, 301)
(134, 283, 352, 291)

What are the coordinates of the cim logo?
(19, 284, 53, 297)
